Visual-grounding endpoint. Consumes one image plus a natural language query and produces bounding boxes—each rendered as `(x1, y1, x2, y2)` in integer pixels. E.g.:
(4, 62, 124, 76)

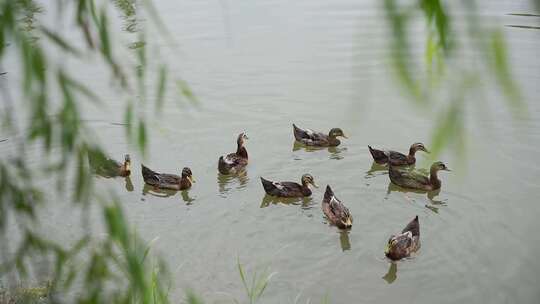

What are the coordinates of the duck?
(385, 216, 420, 261)
(322, 185, 353, 229)
(260, 174, 317, 198)
(141, 165, 194, 190)
(368, 143, 429, 166)
(218, 132, 249, 174)
(89, 153, 131, 177)
(389, 161, 450, 191)
(293, 124, 347, 147)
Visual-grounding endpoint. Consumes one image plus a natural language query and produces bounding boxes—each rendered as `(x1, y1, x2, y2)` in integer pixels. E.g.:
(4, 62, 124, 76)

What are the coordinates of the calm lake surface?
(3, 0, 540, 303)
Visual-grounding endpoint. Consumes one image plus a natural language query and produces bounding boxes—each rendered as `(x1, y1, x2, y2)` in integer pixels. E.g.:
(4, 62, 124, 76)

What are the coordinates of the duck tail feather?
(402, 215, 420, 236)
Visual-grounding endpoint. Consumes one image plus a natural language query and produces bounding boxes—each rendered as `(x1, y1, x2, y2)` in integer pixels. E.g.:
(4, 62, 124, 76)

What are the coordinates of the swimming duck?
(389, 161, 450, 191)
(385, 216, 420, 261)
(368, 143, 429, 166)
(89, 153, 131, 177)
(322, 185, 353, 229)
(260, 174, 317, 198)
(141, 165, 194, 190)
(218, 132, 249, 174)
(293, 124, 347, 147)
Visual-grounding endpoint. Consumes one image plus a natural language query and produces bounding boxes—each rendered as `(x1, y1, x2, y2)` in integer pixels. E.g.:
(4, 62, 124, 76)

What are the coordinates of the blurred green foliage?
(0, 0, 534, 303)
(383, 0, 526, 160)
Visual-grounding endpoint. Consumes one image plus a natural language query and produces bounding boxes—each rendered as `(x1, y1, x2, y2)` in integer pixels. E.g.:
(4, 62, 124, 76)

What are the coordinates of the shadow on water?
(382, 262, 397, 284)
(259, 194, 313, 209)
(291, 141, 346, 160)
(217, 171, 249, 196)
(339, 230, 351, 251)
(386, 182, 447, 213)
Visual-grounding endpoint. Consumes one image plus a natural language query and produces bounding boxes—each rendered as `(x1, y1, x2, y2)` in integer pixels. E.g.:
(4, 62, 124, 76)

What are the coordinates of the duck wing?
(393, 231, 414, 249)
(387, 151, 408, 165)
(389, 166, 430, 189)
(323, 185, 350, 221)
(293, 124, 327, 145)
(293, 124, 312, 140)
(223, 152, 242, 165)
(329, 195, 350, 219)
(261, 177, 303, 196)
(157, 173, 182, 185)
(141, 164, 160, 185)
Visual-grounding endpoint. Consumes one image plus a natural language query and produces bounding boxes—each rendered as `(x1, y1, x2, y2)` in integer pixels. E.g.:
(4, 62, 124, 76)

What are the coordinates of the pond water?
(4, 0, 540, 303)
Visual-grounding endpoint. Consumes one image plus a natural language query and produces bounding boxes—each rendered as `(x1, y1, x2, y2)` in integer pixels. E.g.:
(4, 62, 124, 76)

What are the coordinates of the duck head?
(328, 128, 348, 139)
(182, 167, 195, 183)
(124, 154, 131, 171)
(339, 209, 353, 229)
(410, 142, 429, 154)
(237, 132, 248, 146)
(431, 161, 451, 172)
(301, 174, 318, 188)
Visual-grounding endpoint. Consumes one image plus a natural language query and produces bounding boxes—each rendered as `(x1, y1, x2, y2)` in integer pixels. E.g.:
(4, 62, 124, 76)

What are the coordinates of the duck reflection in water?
(259, 194, 313, 208)
(142, 183, 178, 198)
(142, 184, 196, 204)
(124, 176, 134, 192)
(386, 182, 446, 213)
(89, 153, 133, 191)
(382, 262, 397, 284)
(291, 141, 346, 160)
(217, 170, 249, 195)
(339, 230, 351, 251)
(180, 190, 195, 204)
(365, 162, 389, 178)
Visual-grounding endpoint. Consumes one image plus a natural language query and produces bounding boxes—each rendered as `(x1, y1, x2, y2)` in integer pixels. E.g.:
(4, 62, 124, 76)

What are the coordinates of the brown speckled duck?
(322, 185, 352, 229)
(368, 143, 429, 166)
(260, 174, 317, 198)
(389, 161, 450, 191)
(293, 124, 347, 147)
(89, 154, 131, 177)
(218, 133, 248, 174)
(385, 216, 420, 261)
(141, 165, 194, 190)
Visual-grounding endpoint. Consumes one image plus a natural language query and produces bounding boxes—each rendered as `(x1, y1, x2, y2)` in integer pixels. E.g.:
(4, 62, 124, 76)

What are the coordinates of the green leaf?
(137, 120, 147, 154)
(40, 26, 81, 55)
(124, 101, 133, 138)
(176, 79, 197, 103)
(489, 30, 523, 111)
(156, 65, 167, 110)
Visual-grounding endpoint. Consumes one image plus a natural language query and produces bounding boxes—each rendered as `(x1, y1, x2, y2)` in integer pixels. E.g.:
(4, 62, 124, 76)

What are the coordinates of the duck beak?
(444, 168, 451, 172)
(341, 134, 348, 139)
(384, 243, 391, 254)
(187, 176, 195, 183)
(345, 218, 352, 227)
(423, 147, 430, 153)
(311, 182, 319, 188)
